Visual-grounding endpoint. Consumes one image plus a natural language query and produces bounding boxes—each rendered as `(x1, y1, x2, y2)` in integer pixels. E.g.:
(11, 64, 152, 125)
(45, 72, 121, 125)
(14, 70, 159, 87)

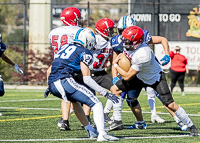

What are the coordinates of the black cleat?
(189, 125, 198, 136)
(60, 120, 71, 131)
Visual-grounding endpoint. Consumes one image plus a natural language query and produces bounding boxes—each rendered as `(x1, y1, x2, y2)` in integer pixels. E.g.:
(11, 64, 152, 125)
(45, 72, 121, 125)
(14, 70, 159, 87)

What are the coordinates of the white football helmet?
(117, 15, 136, 35)
(73, 28, 96, 50)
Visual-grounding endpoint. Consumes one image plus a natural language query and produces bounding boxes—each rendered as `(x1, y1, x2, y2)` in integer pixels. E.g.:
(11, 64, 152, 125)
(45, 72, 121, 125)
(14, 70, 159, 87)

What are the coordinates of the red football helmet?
(122, 26, 144, 50)
(60, 7, 81, 26)
(95, 18, 115, 39)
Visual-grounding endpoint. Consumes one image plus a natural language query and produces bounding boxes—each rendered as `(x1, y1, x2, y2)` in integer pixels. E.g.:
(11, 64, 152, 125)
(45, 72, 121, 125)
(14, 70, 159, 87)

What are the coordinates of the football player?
(45, 7, 94, 131)
(105, 15, 187, 131)
(111, 25, 198, 136)
(48, 28, 119, 141)
(0, 33, 23, 115)
(72, 17, 125, 130)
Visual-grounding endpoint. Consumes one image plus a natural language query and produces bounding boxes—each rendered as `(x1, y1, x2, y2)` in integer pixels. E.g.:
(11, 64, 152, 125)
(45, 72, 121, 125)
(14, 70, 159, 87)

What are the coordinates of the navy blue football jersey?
(48, 44, 93, 84)
(0, 43, 6, 57)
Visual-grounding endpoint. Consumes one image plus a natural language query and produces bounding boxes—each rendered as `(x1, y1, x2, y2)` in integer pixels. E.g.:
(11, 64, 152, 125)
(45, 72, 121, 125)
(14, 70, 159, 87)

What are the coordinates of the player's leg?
(0, 75, 4, 116)
(66, 78, 119, 141)
(0, 75, 5, 97)
(72, 102, 98, 139)
(153, 72, 198, 136)
(156, 93, 187, 130)
(59, 99, 71, 130)
(92, 71, 114, 124)
(104, 99, 113, 124)
(145, 87, 165, 123)
(82, 104, 95, 128)
(49, 79, 100, 139)
(126, 89, 147, 129)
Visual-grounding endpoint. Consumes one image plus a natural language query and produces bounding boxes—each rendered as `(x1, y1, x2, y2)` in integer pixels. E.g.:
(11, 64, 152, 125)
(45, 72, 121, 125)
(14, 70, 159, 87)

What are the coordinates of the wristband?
(114, 63, 119, 68)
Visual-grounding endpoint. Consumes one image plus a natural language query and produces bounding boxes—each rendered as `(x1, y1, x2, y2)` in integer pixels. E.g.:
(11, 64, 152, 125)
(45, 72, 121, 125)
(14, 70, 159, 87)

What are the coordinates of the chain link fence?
(0, 0, 200, 85)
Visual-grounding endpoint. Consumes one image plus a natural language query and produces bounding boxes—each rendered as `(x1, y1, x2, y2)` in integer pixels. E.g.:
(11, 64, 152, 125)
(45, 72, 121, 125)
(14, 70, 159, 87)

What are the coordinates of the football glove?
(160, 55, 170, 66)
(112, 77, 120, 85)
(44, 87, 50, 98)
(105, 92, 119, 104)
(14, 64, 23, 74)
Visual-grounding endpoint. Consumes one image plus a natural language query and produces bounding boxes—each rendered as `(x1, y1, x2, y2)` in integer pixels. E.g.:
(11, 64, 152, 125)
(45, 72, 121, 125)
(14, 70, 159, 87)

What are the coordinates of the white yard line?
(0, 134, 199, 142)
(0, 106, 200, 117)
(0, 98, 59, 102)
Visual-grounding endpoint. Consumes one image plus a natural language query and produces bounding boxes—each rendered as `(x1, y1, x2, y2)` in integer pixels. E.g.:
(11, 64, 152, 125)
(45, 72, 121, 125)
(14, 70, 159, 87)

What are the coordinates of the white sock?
(92, 102, 107, 135)
(69, 108, 74, 115)
(146, 87, 157, 116)
(112, 96, 123, 121)
(175, 106, 194, 127)
(173, 115, 180, 123)
(104, 99, 113, 114)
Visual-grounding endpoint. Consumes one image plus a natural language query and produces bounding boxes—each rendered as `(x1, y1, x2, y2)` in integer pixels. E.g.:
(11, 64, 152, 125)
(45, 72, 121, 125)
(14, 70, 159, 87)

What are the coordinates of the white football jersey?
(124, 43, 162, 85)
(48, 26, 81, 54)
(89, 34, 113, 71)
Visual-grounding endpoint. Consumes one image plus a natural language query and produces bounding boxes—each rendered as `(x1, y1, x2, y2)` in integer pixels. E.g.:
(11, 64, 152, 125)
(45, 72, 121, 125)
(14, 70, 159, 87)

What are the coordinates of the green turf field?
(0, 89, 199, 142)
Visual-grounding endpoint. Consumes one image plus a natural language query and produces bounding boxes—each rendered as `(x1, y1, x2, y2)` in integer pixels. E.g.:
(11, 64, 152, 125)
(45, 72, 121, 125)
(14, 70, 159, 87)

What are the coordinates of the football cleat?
(97, 134, 119, 142)
(87, 129, 98, 139)
(57, 117, 63, 127)
(104, 113, 113, 125)
(60, 120, 71, 131)
(181, 92, 185, 96)
(189, 125, 198, 136)
(177, 120, 188, 131)
(105, 120, 124, 131)
(151, 114, 165, 123)
(127, 121, 147, 129)
(0, 112, 2, 116)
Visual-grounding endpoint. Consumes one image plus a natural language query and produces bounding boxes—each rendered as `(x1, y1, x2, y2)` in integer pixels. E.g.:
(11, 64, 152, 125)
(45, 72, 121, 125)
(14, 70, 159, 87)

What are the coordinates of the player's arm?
(149, 36, 170, 55)
(47, 65, 52, 82)
(81, 61, 107, 95)
(149, 36, 170, 66)
(1, 53, 15, 66)
(81, 61, 119, 103)
(1, 53, 23, 74)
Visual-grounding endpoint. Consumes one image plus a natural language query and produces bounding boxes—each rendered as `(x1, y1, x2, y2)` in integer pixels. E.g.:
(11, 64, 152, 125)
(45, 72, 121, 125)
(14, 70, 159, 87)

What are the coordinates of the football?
(118, 53, 131, 72)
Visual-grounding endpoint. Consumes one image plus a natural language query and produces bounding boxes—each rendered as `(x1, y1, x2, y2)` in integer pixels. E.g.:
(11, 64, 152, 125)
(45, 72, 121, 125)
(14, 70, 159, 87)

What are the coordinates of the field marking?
(0, 134, 199, 142)
(0, 107, 61, 110)
(0, 98, 59, 103)
(0, 108, 199, 123)
(0, 115, 63, 122)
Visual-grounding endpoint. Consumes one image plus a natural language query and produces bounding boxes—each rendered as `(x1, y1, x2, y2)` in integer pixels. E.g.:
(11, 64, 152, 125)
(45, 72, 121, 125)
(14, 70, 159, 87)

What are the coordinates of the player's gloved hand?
(105, 92, 119, 104)
(14, 64, 23, 74)
(160, 55, 170, 66)
(44, 87, 50, 98)
(112, 77, 120, 85)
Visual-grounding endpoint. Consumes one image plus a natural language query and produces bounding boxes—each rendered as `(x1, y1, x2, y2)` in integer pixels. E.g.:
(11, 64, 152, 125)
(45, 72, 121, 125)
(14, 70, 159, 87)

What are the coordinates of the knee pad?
(126, 98, 139, 107)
